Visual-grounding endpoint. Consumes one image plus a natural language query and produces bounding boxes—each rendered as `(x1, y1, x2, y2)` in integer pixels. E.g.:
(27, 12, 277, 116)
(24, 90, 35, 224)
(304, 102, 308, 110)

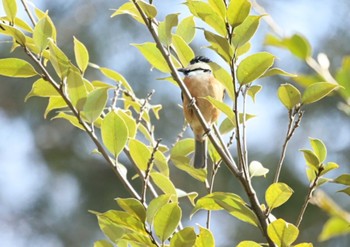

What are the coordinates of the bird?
(178, 56, 225, 168)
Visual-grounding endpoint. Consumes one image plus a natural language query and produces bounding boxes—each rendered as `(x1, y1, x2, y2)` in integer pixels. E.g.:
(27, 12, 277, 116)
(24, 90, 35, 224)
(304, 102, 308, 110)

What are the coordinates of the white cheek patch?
(187, 70, 211, 77)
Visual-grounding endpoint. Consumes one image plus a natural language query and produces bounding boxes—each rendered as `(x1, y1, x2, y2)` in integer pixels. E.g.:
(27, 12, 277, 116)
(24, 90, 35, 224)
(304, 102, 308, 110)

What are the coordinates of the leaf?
(247, 85, 262, 103)
(158, 13, 179, 46)
(48, 39, 71, 79)
(93, 240, 114, 247)
(204, 96, 235, 125)
(74, 37, 89, 73)
(208, 0, 226, 21)
(66, 68, 88, 110)
(116, 198, 146, 223)
(137, 1, 157, 19)
(151, 172, 177, 199)
(176, 16, 195, 43)
(3, 0, 17, 23)
(170, 227, 196, 247)
(237, 52, 275, 85)
(129, 139, 151, 171)
(25, 78, 58, 101)
(146, 194, 171, 226)
(310, 138, 327, 163)
(321, 162, 339, 176)
(82, 87, 109, 123)
(154, 203, 181, 242)
(318, 216, 350, 241)
(117, 110, 137, 139)
(110, 2, 144, 24)
(336, 56, 350, 99)
(249, 160, 269, 178)
(237, 241, 262, 247)
(33, 16, 53, 54)
(300, 149, 320, 170)
(172, 34, 194, 66)
(277, 83, 301, 110)
(232, 15, 263, 48)
(99, 67, 133, 93)
(293, 243, 313, 247)
(44, 97, 67, 118)
(301, 82, 338, 104)
(52, 112, 84, 130)
(338, 187, 350, 196)
(195, 226, 215, 247)
(265, 183, 293, 210)
(262, 68, 297, 78)
(267, 219, 299, 247)
(0, 23, 26, 46)
(0, 58, 38, 78)
(185, 0, 226, 36)
(101, 110, 128, 158)
(133, 42, 171, 73)
(210, 62, 235, 100)
(204, 31, 233, 63)
(227, 0, 251, 28)
(285, 34, 312, 59)
(333, 174, 350, 186)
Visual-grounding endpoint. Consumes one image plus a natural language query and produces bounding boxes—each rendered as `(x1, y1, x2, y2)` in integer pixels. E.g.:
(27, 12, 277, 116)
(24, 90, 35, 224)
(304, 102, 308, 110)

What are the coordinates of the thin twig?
(20, 0, 36, 26)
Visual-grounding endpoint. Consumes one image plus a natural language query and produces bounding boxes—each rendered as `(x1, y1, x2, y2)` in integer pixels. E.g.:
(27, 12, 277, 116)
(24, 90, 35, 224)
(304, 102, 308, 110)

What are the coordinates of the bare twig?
(20, 0, 36, 26)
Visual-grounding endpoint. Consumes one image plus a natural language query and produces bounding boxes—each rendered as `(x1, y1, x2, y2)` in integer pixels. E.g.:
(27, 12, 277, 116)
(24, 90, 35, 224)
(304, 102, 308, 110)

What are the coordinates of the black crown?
(190, 56, 211, 64)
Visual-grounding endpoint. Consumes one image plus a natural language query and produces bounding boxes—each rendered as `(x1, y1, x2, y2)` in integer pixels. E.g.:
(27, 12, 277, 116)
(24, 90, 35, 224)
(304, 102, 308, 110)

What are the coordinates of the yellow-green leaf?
(44, 97, 67, 118)
(262, 68, 297, 78)
(116, 198, 146, 222)
(176, 16, 195, 44)
(94, 240, 114, 247)
(25, 78, 58, 101)
(300, 149, 320, 171)
(33, 16, 53, 54)
(267, 219, 299, 247)
(318, 216, 350, 241)
(210, 62, 235, 100)
(0, 23, 26, 46)
(48, 39, 70, 79)
(151, 172, 177, 199)
(129, 139, 151, 171)
(301, 82, 338, 104)
(82, 87, 109, 123)
(310, 138, 327, 163)
(227, 0, 251, 28)
(158, 13, 179, 46)
(237, 241, 262, 247)
(99, 67, 133, 93)
(265, 183, 294, 210)
(66, 68, 88, 110)
(247, 84, 262, 103)
(101, 110, 128, 158)
(0, 58, 38, 78)
(195, 226, 215, 247)
(170, 227, 196, 247)
(232, 15, 263, 48)
(237, 52, 275, 85)
(204, 96, 235, 125)
(146, 194, 172, 226)
(172, 34, 194, 66)
(110, 2, 144, 24)
(3, 0, 17, 23)
(333, 174, 350, 186)
(208, 0, 226, 20)
(73, 37, 89, 73)
(204, 30, 233, 63)
(117, 110, 137, 139)
(277, 83, 301, 110)
(137, 1, 157, 19)
(52, 112, 84, 130)
(154, 203, 181, 242)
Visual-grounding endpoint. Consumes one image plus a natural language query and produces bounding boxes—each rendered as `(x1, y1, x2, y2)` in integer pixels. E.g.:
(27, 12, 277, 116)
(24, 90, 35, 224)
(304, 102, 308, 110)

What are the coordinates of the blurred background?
(0, 0, 349, 246)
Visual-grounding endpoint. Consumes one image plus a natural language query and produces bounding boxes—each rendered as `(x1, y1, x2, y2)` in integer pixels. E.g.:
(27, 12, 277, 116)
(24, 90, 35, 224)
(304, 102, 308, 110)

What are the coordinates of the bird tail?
(194, 139, 207, 169)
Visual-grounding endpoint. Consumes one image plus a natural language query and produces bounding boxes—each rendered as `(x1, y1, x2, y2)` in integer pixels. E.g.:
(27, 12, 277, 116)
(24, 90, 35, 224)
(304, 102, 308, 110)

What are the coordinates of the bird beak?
(178, 68, 187, 73)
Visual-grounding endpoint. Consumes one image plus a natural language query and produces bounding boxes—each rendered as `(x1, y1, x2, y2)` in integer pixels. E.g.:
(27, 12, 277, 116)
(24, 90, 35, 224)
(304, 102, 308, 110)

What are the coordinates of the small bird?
(178, 56, 225, 168)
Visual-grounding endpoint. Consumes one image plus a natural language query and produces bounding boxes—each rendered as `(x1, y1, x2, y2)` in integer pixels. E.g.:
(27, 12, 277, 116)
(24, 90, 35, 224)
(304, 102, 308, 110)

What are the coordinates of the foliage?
(0, 0, 349, 246)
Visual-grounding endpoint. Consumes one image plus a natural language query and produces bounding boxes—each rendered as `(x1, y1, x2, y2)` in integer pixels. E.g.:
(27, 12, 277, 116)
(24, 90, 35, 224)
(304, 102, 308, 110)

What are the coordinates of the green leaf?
(247, 85, 262, 103)
(33, 16, 53, 54)
(265, 183, 293, 210)
(237, 52, 275, 85)
(277, 83, 301, 110)
(176, 16, 195, 44)
(99, 67, 133, 93)
(310, 138, 327, 163)
(153, 150, 170, 177)
(333, 174, 350, 186)
(208, 0, 226, 20)
(25, 78, 58, 101)
(129, 139, 151, 171)
(301, 82, 338, 104)
(195, 226, 215, 247)
(137, 1, 157, 18)
(97, 216, 124, 243)
(52, 112, 84, 130)
(294, 243, 314, 247)
(0, 23, 26, 46)
(321, 162, 339, 176)
(154, 203, 181, 242)
(2, 0, 17, 23)
(204, 96, 235, 125)
(44, 97, 67, 118)
(237, 241, 262, 247)
(101, 110, 128, 158)
(117, 110, 137, 139)
(170, 227, 196, 247)
(82, 87, 109, 123)
(73, 37, 89, 73)
(0, 58, 38, 78)
(116, 198, 146, 223)
(133, 42, 171, 73)
(66, 68, 88, 110)
(158, 13, 179, 46)
(146, 194, 171, 226)
(232, 15, 263, 48)
(204, 31, 233, 63)
(262, 68, 297, 78)
(267, 219, 299, 247)
(300, 149, 320, 170)
(338, 187, 350, 196)
(336, 56, 350, 99)
(170, 138, 207, 182)
(227, 0, 251, 28)
(172, 34, 194, 66)
(249, 160, 269, 178)
(48, 39, 71, 79)
(285, 34, 312, 59)
(151, 172, 177, 199)
(93, 240, 114, 247)
(111, 2, 144, 24)
(210, 62, 234, 100)
(185, 0, 226, 36)
(318, 216, 350, 241)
